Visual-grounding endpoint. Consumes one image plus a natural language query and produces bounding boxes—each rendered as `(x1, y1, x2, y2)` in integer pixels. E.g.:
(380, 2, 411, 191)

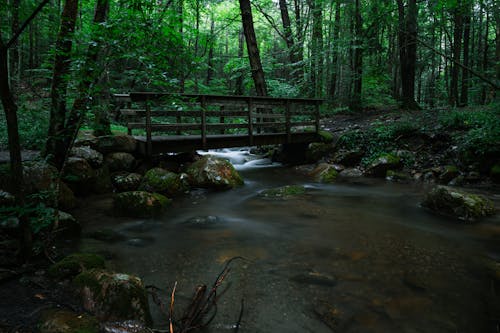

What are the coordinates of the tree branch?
(251, 1, 287, 41)
(6, 0, 50, 49)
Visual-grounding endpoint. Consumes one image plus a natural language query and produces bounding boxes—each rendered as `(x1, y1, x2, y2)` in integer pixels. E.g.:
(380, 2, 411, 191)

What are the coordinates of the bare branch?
(6, 0, 50, 49)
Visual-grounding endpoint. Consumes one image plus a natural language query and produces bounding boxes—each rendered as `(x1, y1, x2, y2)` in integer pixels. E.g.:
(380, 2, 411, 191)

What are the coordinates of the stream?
(75, 149, 500, 333)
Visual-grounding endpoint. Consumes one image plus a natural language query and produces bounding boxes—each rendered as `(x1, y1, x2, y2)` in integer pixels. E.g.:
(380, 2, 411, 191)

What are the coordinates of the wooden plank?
(145, 101, 152, 157)
(247, 98, 253, 145)
(285, 100, 291, 143)
(201, 95, 207, 148)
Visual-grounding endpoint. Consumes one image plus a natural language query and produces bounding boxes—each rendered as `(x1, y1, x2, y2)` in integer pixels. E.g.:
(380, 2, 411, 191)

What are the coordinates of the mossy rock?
(366, 153, 402, 177)
(70, 146, 104, 168)
(438, 165, 460, 184)
(39, 309, 99, 333)
(112, 172, 143, 192)
(0, 190, 15, 207)
(310, 163, 339, 183)
(318, 130, 334, 143)
(186, 156, 243, 190)
(491, 164, 500, 183)
(259, 185, 307, 199)
(95, 135, 137, 154)
(113, 191, 171, 217)
(48, 253, 105, 280)
(386, 170, 412, 182)
(139, 168, 189, 196)
(306, 142, 333, 162)
(105, 152, 136, 172)
(422, 186, 496, 222)
(74, 269, 152, 325)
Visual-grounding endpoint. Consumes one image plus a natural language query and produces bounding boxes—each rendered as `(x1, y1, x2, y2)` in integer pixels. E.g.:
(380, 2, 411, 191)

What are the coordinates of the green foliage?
(362, 74, 398, 108)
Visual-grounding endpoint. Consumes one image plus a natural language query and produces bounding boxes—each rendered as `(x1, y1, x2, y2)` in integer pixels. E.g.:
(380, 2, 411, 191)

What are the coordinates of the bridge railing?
(114, 92, 322, 155)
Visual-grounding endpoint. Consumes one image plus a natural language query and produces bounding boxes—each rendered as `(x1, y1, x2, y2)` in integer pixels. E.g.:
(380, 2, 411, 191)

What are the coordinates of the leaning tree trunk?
(45, 0, 79, 169)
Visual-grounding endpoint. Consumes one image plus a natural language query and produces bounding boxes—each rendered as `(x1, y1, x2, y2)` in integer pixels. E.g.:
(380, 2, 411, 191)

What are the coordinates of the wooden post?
(315, 101, 320, 133)
(145, 99, 153, 157)
(201, 95, 207, 148)
(247, 97, 253, 146)
(220, 105, 225, 134)
(285, 99, 291, 143)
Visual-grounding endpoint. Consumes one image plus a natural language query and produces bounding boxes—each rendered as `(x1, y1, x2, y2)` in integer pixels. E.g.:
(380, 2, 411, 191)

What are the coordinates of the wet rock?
(102, 320, 153, 333)
(306, 142, 333, 162)
(438, 165, 460, 184)
(50, 210, 81, 237)
(74, 269, 152, 325)
(112, 173, 143, 192)
(339, 168, 363, 178)
(0, 190, 15, 207)
(318, 130, 335, 143)
(92, 166, 114, 194)
(422, 186, 496, 222)
(386, 170, 412, 182)
(113, 191, 171, 217)
(310, 163, 339, 183)
(314, 301, 343, 331)
(332, 149, 364, 167)
(365, 153, 402, 177)
(183, 215, 222, 229)
(105, 152, 136, 172)
(186, 156, 243, 190)
(491, 164, 500, 183)
(290, 271, 337, 287)
(86, 228, 127, 243)
(259, 185, 306, 199)
(48, 253, 105, 280)
(126, 237, 154, 247)
(139, 168, 189, 196)
(64, 157, 96, 183)
(39, 309, 99, 333)
(70, 146, 103, 168)
(95, 135, 137, 154)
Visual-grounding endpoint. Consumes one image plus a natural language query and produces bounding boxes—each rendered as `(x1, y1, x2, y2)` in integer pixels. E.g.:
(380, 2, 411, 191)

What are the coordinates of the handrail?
(114, 93, 323, 156)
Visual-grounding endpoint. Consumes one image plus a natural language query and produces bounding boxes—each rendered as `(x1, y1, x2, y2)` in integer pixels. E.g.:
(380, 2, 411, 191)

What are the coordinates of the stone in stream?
(259, 185, 307, 200)
(101, 320, 153, 333)
(113, 191, 171, 217)
(186, 155, 243, 190)
(309, 163, 339, 183)
(290, 271, 337, 287)
(139, 167, 189, 196)
(182, 215, 223, 229)
(73, 269, 152, 325)
(38, 309, 99, 333)
(332, 149, 364, 167)
(422, 185, 496, 222)
(48, 253, 105, 280)
(112, 172, 143, 192)
(105, 152, 136, 172)
(365, 153, 402, 177)
(70, 146, 104, 168)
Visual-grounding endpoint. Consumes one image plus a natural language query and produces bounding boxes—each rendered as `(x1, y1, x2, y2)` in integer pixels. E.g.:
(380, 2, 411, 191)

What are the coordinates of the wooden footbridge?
(114, 92, 323, 156)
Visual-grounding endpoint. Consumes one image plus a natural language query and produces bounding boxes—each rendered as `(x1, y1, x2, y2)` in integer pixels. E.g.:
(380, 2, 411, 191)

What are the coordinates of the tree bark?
(239, 0, 267, 96)
(350, 0, 362, 110)
(10, 0, 20, 87)
(45, 0, 79, 169)
(329, 0, 341, 100)
(206, 19, 215, 85)
(450, 5, 463, 106)
(309, 0, 323, 98)
(235, 28, 245, 95)
(460, 4, 471, 106)
(279, 0, 302, 80)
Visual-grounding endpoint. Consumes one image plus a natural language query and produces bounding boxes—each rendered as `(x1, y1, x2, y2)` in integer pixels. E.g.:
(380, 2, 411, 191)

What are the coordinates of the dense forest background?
(0, 0, 499, 152)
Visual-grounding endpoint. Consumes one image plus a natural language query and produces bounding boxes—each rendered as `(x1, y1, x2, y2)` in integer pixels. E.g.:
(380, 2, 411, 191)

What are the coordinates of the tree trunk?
(239, 0, 267, 96)
(460, 4, 471, 106)
(309, 0, 323, 98)
(10, 0, 20, 87)
(450, 6, 463, 106)
(329, 0, 341, 100)
(481, 11, 490, 104)
(279, 0, 302, 80)
(396, 0, 419, 109)
(496, 5, 500, 83)
(350, 0, 362, 110)
(235, 28, 245, 95)
(206, 19, 215, 85)
(45, 0, 79, 169)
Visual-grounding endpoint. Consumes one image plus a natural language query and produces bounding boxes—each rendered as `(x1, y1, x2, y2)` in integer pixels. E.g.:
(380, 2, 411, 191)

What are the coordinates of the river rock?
(365, 153, 402, 177)
(102, 320, 153, 333)
(386, 170, 412, 182)
(259, 185, 306, 199)
(74, 269, 152, 325)
(0, 190, 15, 207)
(332, 149, 364, 166)
(112, 173, 143, 192)
(49, 209, 81, 237)
(49, 253, 105, 280)
(438, 165, 460, 184)
(306, 142, 333, 162)
(70, 146, 103, 168)
(92, 166, 113, 194)
(310, 163, 339, 183)
(186, 156, 243, 190)
(183, 215, 222, 229)
(105, 152, 136, 172)
(339, 168, 363, 178)
(95, 135, 137, 154)
(139, 168, 189, 196)
(290, 271, 337, 286)
(39, 309, 99, 333)
(422, 186, 496, 222)
(113, 191, 171, 217)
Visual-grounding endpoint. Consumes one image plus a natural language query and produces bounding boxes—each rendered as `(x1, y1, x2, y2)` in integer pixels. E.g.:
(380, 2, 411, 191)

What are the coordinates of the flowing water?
(76, 149, 500, 333)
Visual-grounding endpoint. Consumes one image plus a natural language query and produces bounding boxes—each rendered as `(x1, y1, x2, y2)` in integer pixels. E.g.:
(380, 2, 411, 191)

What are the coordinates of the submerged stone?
(422, 185, 496, 222)
(290, 271, 337, 287)
(113, 191, 171, 217)
(182, 215, 223, 229)
(39, 309, 99, 333)
(186, 156, 243, 190)
(259, 185, 306, 199)
(74, 269, 152, 325)
(48, 253, 105, 280)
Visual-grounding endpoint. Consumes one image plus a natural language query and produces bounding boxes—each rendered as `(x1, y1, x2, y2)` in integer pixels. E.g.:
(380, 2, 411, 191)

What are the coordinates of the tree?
(239, 0, 267, 96)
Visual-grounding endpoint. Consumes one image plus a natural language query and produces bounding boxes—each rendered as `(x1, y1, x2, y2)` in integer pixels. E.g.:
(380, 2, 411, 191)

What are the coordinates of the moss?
(310, 164, 338, 183)
(140, 168, 188, 196)
(39, 309, 99, 333)
(386, 170, 411, 182)
(306, 143, 332, 162)
(49, 253, 105, 280)
(378, 153, 400, 165)
(113, 191, 171, 217)
(318, 130, 334, 143)
(187, 156, 243, 190)
(260, 185, 306, 199)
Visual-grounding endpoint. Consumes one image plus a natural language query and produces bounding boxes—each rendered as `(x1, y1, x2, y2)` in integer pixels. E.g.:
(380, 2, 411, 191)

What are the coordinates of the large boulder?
(70, 146, 103, 168)
(48, 253, 105, 280)
(113, 191, 171, 217)
(422, 186, 496, 222)
(105, 152, 136, 172)
(306, 142, 333, 162)
(74, 269, 152, 325)
(309, 163, 339, 183)
(39, 309, 99, 333)
(95, 135, 137, 154)
(92, 166, 113, 194)
(186, 156, 243, 190)
(332, 149, 364, 167)
(139, 168, 189, 196)
(365, 153, 402, 177)
(63, 157, 96, 184)
(112, 173, 143, 192)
